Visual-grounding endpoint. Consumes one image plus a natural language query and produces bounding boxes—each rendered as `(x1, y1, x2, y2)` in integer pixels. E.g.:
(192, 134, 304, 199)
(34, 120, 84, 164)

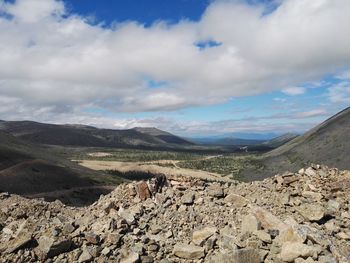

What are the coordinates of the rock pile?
(0, 165, 349, 262)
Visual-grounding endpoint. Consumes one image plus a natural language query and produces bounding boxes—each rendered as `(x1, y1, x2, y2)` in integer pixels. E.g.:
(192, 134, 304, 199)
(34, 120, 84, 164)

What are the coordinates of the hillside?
(262, 133, 299, 148)
(132, 127, 192, 145)
(0, 121, 193, 149)
(243, 107, 350, 179)
(0, 165, 349, 262)
(0, 131, 122, 205)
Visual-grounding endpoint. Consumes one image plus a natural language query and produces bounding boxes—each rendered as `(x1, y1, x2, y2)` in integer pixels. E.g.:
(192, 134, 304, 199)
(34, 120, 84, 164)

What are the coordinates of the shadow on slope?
(0, 131, 124, 206)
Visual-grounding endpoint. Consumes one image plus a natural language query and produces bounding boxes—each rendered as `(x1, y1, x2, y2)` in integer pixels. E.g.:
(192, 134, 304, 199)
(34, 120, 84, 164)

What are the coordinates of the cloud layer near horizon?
(0, 0, 349, 134)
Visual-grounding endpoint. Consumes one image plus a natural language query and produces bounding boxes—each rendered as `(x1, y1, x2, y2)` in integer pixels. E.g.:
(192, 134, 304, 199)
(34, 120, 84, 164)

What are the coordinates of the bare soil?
(77, 159, 233, 183)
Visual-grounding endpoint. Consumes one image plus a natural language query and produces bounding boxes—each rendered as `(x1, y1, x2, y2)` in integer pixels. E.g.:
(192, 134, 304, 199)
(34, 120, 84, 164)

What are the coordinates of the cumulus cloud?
(0, 0, 349, 127)
(282, 86, 306, 96)
(109, 115, 318, 136)
(336, 69, 350, 80)
(2, 0, 64, 23)
(328, 82, 350, 103)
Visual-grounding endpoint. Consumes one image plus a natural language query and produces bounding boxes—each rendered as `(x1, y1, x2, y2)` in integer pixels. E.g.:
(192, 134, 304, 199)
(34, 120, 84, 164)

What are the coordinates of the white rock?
(279, 242, 320, 262)
(192, 226, 217, 245)
(120, 252, 139, 263)
(241, 214, 261, 234)
(173, 243, 205, 259)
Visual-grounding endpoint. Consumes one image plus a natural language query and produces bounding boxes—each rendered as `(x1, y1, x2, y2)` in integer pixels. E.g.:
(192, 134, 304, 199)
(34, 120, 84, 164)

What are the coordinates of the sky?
(0, 0, 349, 137)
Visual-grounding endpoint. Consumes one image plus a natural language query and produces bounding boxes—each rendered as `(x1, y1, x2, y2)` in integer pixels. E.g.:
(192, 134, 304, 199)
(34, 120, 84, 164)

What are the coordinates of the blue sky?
(62, 0, 208, 26)
(0, 0, 349, 136)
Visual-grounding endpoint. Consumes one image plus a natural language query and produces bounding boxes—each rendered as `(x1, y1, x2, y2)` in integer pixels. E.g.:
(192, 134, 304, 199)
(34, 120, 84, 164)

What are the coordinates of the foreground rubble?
(0, 165, 349, 263)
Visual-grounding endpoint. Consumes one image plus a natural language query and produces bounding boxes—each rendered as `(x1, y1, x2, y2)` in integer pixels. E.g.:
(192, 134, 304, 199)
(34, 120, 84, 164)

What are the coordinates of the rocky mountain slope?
(243, 107, 350, 180)
(0, 121, 193, 149)
(262, 133, 299, 149)
(267, 107, 350, 163)
(0, 165, 349, 262)
(0, 131, 122, 204)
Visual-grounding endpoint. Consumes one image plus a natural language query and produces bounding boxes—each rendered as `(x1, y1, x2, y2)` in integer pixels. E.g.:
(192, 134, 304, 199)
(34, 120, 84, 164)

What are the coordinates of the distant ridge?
(190, 136, 265, 146)
(0, 121, 194, 149)
(132, 127, 193, 145)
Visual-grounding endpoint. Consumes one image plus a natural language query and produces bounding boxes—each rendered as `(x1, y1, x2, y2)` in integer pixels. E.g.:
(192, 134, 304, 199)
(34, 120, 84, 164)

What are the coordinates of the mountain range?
(0, 121, 193, 149)
(0, 106, 349, 204)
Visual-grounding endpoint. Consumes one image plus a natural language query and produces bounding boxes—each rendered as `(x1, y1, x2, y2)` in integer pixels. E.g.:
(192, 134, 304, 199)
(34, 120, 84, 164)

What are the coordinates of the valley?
(0, 107, 349, 262)
(1, 107, 349, 206)
(1, 1, 349, 261)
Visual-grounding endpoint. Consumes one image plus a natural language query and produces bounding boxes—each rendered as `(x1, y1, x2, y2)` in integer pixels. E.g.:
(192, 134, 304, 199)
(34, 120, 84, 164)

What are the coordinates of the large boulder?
(3, 229, 33, 254)
(241, 214, 261, 234)
(278, 242, 321, 262)
(297, 204, 325, 221)
(208, 248, 261, 263)
(37, 235, 72, 259)
(181, 192, 195, 205)
(173, 243, 205, 259)
(135, 181, 151, 201)
(120, 252, 140, 263)
(251, 206, 288, 232)
(224, 194, 249, 207)
(192, 226, 217, 245)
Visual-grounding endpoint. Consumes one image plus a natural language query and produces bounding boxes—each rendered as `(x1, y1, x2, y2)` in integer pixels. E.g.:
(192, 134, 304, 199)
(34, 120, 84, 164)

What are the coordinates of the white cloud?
(336, 69, 350, 80)
(273, 97, 286, 102)
(282, 86, 306, 96)
(102, 115, 319, 136)
(328, 82, 350, 103)
(3, 0, 64, 23)
(294, 108, 328, 118)
(0, 0, 349, 125)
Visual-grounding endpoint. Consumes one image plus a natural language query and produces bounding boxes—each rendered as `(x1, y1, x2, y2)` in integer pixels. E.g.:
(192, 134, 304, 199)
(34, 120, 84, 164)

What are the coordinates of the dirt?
(77, 159, 233, 183)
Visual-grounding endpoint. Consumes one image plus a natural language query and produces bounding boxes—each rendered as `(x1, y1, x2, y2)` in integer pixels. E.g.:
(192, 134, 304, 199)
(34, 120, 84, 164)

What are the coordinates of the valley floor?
(77, 159, 233, 183)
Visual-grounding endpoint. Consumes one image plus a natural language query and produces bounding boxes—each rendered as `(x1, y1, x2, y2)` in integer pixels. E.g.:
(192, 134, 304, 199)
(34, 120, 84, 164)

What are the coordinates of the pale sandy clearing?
(88, 152, 113, 157)
(77, 159, 233, 183)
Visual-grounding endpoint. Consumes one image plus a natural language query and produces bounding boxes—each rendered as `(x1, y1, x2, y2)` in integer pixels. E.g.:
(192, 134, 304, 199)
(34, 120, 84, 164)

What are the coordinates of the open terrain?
(0, 108, 349, 262)
(77, 159, 233, 183)
(0, 165, 349, 262)
(0, 131, 124, 206)
(153, 107, 350, 181)
(0, 107, 349, 206)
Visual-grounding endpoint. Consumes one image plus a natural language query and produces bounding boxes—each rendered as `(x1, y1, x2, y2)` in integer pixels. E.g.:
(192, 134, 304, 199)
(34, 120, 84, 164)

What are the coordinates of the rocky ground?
(0, 165, 349, 263)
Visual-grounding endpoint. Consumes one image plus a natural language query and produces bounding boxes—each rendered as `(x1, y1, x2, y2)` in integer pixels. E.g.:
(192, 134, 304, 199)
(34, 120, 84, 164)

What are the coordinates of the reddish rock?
(85, 232, 100, 244)
(135, 181, 151, 201)
(251, 206, 288, 232)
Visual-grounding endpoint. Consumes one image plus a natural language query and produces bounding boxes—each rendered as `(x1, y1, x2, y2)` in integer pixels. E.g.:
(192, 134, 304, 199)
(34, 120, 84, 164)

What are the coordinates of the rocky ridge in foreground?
(0, 165, 349, 263)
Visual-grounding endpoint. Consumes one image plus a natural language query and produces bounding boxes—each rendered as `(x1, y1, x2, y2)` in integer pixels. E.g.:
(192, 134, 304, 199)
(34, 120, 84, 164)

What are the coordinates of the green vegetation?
(177, 155, 265, 180)
(70, 147, 266, 181)
(74, 149, 204, 162)
(105, 170, 156, 181)
(88, 173, 125, 185)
